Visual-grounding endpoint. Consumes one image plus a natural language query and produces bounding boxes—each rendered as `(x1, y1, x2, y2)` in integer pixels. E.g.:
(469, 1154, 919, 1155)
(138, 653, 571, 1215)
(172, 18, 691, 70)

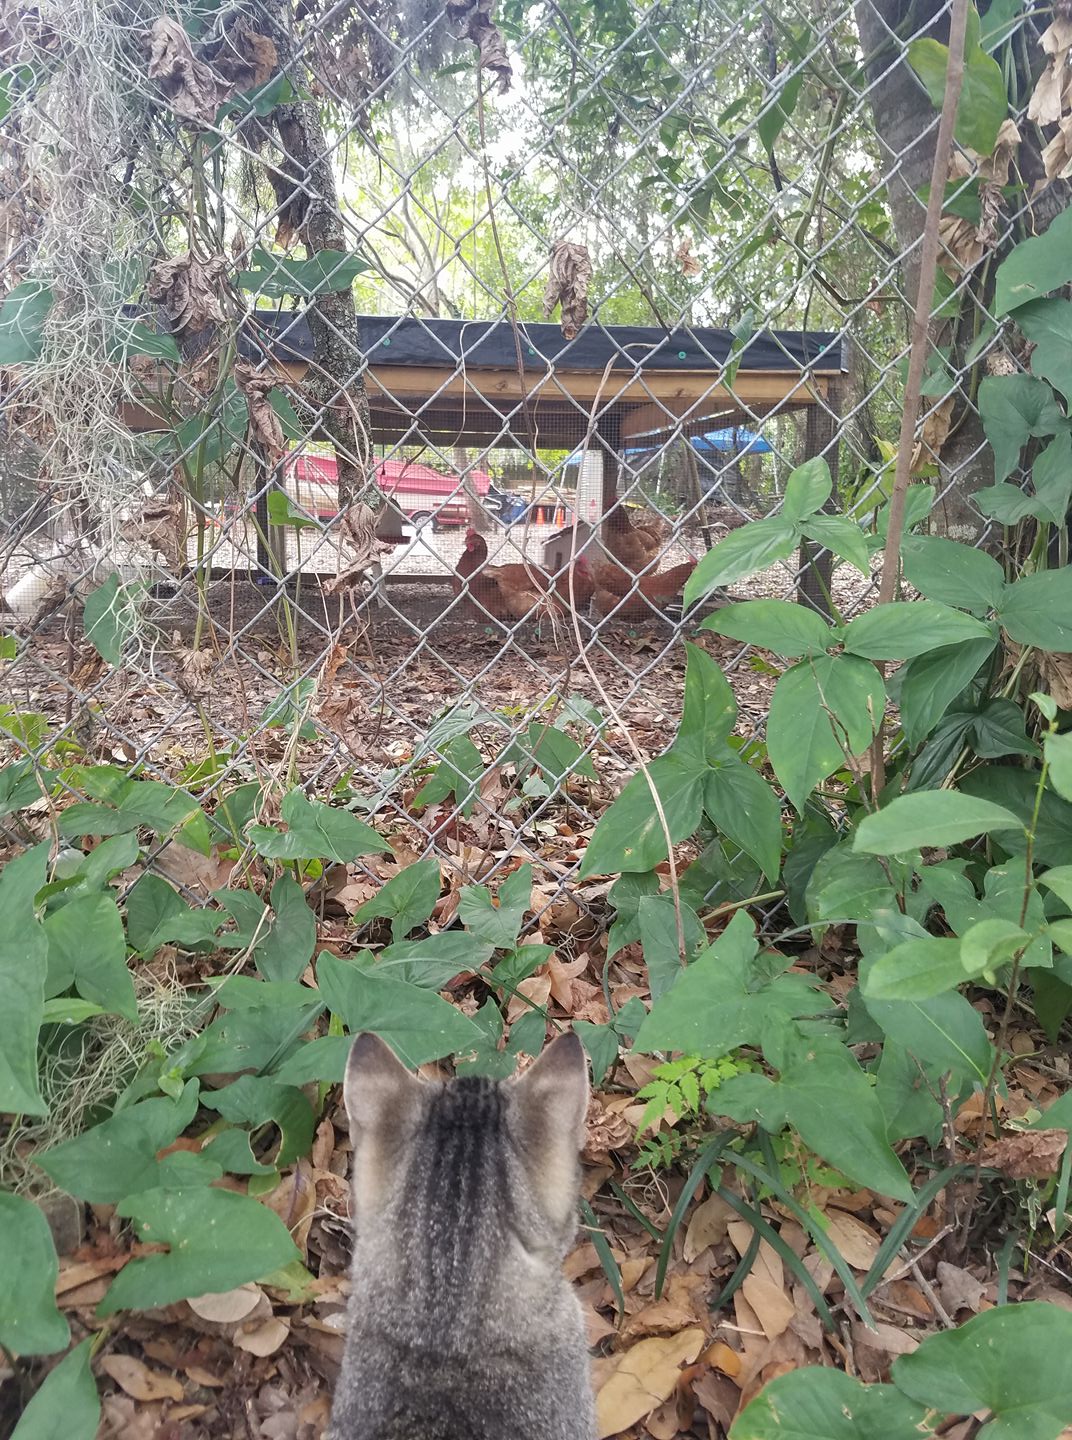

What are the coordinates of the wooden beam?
(363, 364, 834, 410)
(620, 387, 824, 441)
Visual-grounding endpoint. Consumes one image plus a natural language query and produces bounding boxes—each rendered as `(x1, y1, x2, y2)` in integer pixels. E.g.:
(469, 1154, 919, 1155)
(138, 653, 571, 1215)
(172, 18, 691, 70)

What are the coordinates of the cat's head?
(342, 1032, 589, 1256)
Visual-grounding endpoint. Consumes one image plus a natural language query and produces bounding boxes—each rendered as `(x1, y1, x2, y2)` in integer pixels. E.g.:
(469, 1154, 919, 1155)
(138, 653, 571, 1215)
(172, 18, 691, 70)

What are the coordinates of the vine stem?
(869, 0, 969, 796)
(954, 746, 1049, 1256)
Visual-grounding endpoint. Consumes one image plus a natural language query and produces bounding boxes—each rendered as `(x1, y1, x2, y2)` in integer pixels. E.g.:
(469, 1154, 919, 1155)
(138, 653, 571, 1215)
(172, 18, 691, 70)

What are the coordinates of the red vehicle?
(286, 453, 491, 528)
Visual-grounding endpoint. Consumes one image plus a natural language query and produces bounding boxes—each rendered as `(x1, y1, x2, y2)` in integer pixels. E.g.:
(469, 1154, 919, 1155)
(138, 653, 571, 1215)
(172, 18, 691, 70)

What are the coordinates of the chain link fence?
(0, 0, 1064, 908)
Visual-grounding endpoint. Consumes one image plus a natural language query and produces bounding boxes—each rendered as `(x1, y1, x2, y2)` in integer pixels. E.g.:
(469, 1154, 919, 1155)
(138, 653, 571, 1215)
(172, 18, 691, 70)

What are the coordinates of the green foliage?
(0, 1192, 69, 1355)
(351, 857, 442, 941)
(582, 645, 782, 880)
(6, 167, 1072, 1425)
(893, 1302, 1072, 1439)
(249, 788, 391, 863)
(267, 490, 320, 529)
(854, 792, 1023, 853)
(732, 1302, 1072, 1437)
(0, 843, 50, 1115)
(99, 1186, 300, 1313)
(11, 1339, 99, 1440)
(316, 952, 483, 1066)
(237, 246, 372, 297)
(909, 18, 1007, 157)
(994, 204, 1072, 315)
(635, 1052, 753, 1167)
(83, 573, 142, 666)
(730, 1361, 931, 1438)
(0, 279, 53, 364)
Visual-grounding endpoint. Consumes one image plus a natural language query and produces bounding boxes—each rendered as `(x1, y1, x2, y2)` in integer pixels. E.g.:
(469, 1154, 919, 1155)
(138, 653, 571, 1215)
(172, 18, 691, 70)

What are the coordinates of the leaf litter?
(6, 580, 1072, 1439)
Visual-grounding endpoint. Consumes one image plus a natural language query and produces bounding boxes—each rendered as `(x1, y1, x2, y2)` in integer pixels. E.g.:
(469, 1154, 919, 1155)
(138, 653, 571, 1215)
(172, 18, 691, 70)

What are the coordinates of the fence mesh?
(0, 0, 1063, 913)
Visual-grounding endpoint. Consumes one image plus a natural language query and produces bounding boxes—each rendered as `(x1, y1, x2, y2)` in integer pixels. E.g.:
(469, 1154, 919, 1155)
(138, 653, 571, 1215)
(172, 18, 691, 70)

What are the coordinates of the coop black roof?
(241, 309, 845, 375)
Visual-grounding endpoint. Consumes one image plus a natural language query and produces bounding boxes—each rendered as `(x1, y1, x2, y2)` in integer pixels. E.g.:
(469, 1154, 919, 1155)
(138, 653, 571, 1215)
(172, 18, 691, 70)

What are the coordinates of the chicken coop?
(120, 312, 847, 624)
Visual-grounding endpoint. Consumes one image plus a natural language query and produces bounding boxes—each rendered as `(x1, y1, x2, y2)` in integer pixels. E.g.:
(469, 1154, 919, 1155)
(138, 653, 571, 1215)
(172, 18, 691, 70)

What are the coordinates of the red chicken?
(601, 503, 667, 574)
(591, 558, 697, 622)
(453, 530, 594, 623)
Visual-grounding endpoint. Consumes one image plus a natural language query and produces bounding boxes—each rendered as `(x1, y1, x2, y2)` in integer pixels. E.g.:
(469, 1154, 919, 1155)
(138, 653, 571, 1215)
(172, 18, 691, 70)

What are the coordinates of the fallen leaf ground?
(4, 571, 1070, 1440)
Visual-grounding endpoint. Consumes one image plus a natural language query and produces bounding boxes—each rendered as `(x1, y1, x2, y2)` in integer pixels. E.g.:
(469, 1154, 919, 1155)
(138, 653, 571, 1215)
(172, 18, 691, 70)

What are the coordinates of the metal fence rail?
(0, 0, 1063, 904)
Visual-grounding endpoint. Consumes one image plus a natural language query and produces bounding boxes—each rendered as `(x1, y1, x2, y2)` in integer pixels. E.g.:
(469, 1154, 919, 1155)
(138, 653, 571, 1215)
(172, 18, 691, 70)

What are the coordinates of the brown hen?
(454, 530, 594, 622)
(591, 558, 696, 621)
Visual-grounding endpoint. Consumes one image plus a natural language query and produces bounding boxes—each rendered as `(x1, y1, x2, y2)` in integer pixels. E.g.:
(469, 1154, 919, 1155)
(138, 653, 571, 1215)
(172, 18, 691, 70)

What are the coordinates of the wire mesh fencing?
(0, 0, 1065, 911)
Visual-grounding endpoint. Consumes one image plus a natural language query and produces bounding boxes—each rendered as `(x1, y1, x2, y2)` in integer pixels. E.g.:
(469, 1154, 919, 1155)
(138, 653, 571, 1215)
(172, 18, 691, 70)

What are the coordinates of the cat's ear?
(511, 1032, 589, 1226)
(343, 1033, 424, 1214)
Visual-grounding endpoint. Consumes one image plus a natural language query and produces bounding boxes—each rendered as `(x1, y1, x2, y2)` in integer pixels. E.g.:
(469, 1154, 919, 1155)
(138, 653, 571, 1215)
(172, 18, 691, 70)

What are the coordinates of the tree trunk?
(253, 1, 376, 513)
(269, 100, 376, 511)
(854, 0, 1071, 536)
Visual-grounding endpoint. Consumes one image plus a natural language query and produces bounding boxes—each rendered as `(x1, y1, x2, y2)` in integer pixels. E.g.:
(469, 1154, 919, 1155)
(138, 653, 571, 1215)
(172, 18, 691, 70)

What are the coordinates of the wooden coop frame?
(124, 313, 847, 608)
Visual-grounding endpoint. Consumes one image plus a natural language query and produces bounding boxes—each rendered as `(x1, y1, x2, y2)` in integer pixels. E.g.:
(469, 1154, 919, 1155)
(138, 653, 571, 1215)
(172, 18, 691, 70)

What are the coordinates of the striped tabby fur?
(330, 1031, 595, 1440)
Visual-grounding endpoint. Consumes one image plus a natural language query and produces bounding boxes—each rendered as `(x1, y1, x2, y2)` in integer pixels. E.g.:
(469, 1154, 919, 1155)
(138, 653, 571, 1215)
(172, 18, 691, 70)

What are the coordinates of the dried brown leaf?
(979, 1127, 1067, 1179)
(234, 1316, 290, 1356)
(674, 237, 702, 278)
(207, 21, 277, 91)
(543, 241, 592, 340)
(187, 1283, 263, 1324)
(147, 17, 233, 125)
(99, 1354, 184, 1403)
(147, 252, 227, 338)
(595, 1327, 705, 1439)
(935, 1260, 987, 1315)
(234, 361, 286, 463)
(264, 1159, 317, 1258)
(445, 0, 512, 92)
(683, 1193, 733, 1262)
(583, 1093, 635, 1162)
(822, 1209, 883, 1272)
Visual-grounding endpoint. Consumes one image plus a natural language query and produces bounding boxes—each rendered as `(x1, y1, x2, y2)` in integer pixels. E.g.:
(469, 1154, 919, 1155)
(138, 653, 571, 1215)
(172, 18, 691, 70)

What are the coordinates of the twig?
(869, 0, 969, 795)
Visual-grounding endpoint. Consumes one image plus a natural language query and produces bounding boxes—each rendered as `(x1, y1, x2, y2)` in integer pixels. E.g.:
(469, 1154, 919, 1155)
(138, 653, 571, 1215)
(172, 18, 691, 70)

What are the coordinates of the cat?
(329, 1030, 596, 1440)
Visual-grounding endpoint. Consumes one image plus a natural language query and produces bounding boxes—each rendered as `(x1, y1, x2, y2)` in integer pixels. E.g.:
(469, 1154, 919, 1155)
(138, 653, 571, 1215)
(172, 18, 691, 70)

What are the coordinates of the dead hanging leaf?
(263, 1159, 317, 1258)
(174, 644, 215, 698)
(234, 361, 286, 463)
(324, 502, 382, 596)
(204, 19, 277, 92)
(1040, 650, 1072, 709)
(976, 180, 1004, 253)
(544, 241, 592, 341)
(674, 237, 702, 278)
(919, 394, 955, 463)
(1029, 18, 1072, 128)
(445, 0, 512, 93)
(99, 1354, 185, 1403)
(1042, 115, 1072, 182)
(147, 17, 233, 125)
(979, 121, 1021, 186)
(147, 252, 227, 339)
(979, 1127, 1068, 1179)
(595, 1327, 705, 1438)
(130, 499, 186, 572)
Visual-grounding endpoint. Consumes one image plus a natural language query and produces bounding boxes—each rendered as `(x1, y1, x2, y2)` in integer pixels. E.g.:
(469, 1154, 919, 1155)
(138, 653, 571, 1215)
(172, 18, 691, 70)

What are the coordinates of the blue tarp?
(567, 427, 771, 464)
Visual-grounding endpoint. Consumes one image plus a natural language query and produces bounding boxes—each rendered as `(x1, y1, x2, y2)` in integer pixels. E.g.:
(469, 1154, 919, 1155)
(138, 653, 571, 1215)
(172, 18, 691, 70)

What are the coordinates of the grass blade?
(654, 1131, 734, 1298)
(580, 1197, 624, 1319)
